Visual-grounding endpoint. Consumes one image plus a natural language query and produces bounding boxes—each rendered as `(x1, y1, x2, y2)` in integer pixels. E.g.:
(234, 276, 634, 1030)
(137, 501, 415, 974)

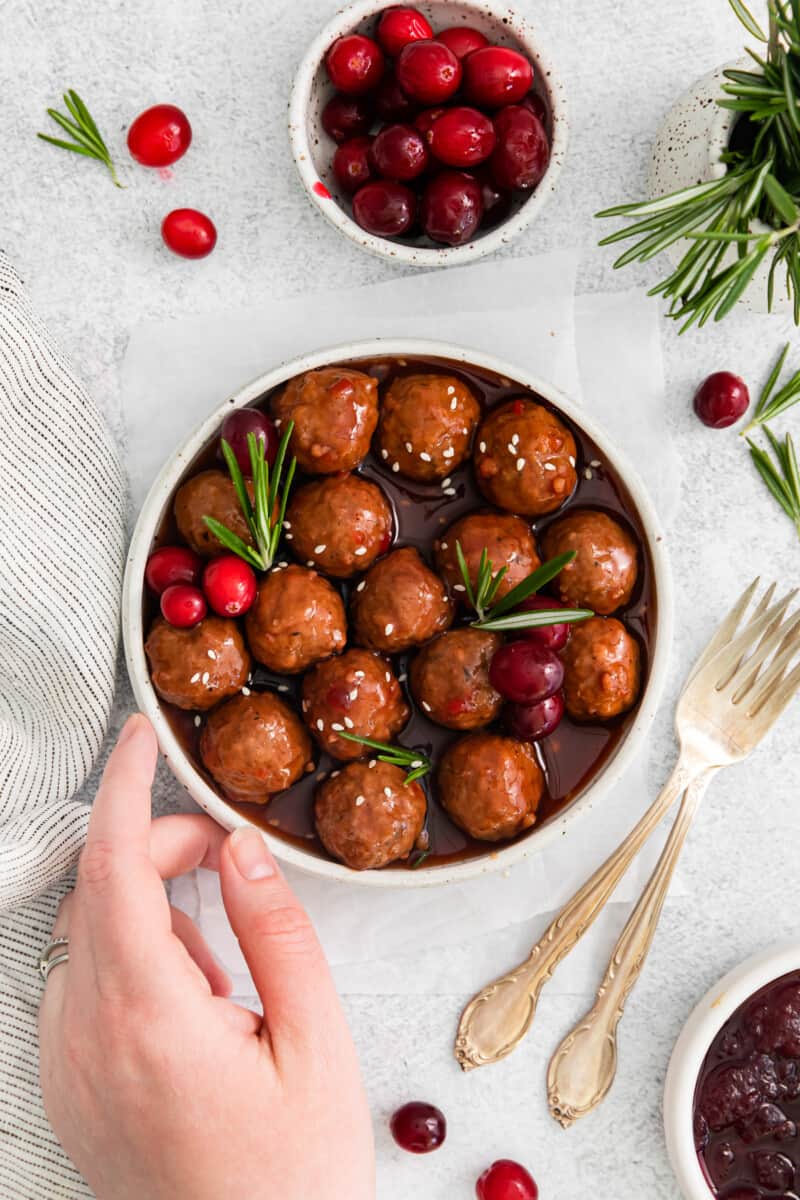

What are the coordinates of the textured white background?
(2, 0, 799, 1196)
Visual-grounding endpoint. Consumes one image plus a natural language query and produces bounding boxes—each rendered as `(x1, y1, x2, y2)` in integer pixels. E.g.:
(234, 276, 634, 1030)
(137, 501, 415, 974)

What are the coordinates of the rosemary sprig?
(337, 733, 432, 785)
(38, 90, 123, 188)
(747, 424, 800, 537)
(455, 544, 593, 634)
(741, 341, 800, 432)
(204, 423, 296, 571)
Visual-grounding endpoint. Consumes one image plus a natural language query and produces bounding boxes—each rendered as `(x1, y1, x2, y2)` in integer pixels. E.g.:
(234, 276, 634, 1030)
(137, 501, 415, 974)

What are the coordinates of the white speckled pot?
(288, 0, 568, 267)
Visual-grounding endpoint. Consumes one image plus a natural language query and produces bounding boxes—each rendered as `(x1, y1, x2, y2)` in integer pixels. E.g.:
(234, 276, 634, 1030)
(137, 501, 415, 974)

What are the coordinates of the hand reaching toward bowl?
(38, 714, 375, 1200)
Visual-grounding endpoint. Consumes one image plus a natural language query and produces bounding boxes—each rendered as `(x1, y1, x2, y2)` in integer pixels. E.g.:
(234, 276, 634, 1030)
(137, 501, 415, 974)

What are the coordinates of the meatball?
(376, 373, 481, 482)
(302, 649, 409, 760)
(314, 760, 426, 870)
(270, 366, 379, 474)
(542, 509, 638, 615)
(410, 629, 502, 730)
(561, 616, 641, 720)
(434, 511, 541, 604)
(438, 733, 543, 841)
(285, 473, 393, 578)
(474, 399, 577, 516)
(351, 547, 453, 653)
(245, 564, 346, 674)
(174, 470, 254, 557)
(145, 616, 250, 711)
(200, 691, 313, 803)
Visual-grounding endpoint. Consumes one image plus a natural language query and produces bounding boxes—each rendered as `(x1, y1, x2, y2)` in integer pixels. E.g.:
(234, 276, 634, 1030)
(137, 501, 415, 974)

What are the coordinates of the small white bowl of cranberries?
(288, 0, 567, 265)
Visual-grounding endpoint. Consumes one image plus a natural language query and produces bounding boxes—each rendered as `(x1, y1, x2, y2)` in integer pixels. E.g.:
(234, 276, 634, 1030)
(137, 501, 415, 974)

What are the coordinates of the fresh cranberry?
(145, 546, 203, 595)
(508, 692, 564, 742)
(202, 555, 257, 617)
(424, 106, 496, 167)
(127, 104, 192, 167)
(700, 1055, 781, 1131)
(160, 584, 206, 628)
(693, 371, 750, 429)
(464, 46, 534, 108)
(421, 170, 483, 245)
(521, 91, 548, 125)
(326, 34, 385, 95)
(333, 136, 375, 193)
(390, 1102, 446, 1154)
(352, 180, 416, 236)
(321, 93, 373, 142)
(370, 124, 428, 180)
(220, 409, 279, 474)
(414, 106, 448, 135)
(489, 640, 564, 704)
(396, 40, 462, 104)
(376, 6, 433, 57)
(515, 596, 571, 651)
(161, 209, 217, 259)
(476, 1159, 539, 1200)
(476, 168, 513, 228)
(375, 69, 418, 122)
(752, 1150, 795, 1191)
(436, 26, 490, 59)
(490, 106, 549, 190)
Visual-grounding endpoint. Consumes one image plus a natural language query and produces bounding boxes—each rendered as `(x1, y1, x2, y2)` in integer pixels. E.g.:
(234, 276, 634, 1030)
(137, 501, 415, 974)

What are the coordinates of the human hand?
(39, 714, 375, 1200)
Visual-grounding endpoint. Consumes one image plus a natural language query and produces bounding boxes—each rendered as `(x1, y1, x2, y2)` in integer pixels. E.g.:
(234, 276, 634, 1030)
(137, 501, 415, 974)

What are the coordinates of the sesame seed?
(444, 487, 456, 496)
(201, 672, 210, 685)
(544, 462, 556, 471)
(447, 385, 456, 395)
(190, 672, 201, 683)
(410, 759, 423, 768)
(354, 670, 365, 679)
(306, 560, 315, 567)
(274, 418, 282, 428)
(285, 532, 293, 540)
(356, 580, 366, 592)
(331, 722, 344, 732)
(354, 546, 367, 556)
(516, 457, 526, 472)
(392, 462, 400, 473)
(383, 786, 392, 797)
(420, 451, 432, 462)
(316, 718, 324, 731)
(441, 540, 448, 549)
(349, 688, 358, 700)
(512, 433, 520, 446)
(398, 673, 407, 682)
(283, 520, 291, 530)
(421, 701, 432, 712)
(343, 717, 354, 729)
(241, 686, 251, 696)
(584, 467, 594, 480)
(207, 649, 217, 660)
(590, 459, 601, 468)
(569, 455, 576, 467)
(450, 397, 457, 411)
(461, 428, 469, 435)
(405, 441, 413, 453)
(443, 447, 454, 459)
(278, 684, 289, 692)
(355, 795, 366, 807)
(385, 671, 391, 682)
(454, 584, 466, 593)
(316, 771, 327, 782)
(331, 770, 340, 778)
(314, 544, 327, 554)
(194, 715, 202, 727)
(507, 443, 516, 454)
(368, 759, 377, 768)
(385, 623, 394, 635)
(479, 441, 487, 453)
(441, 481, 451, 491)
(302, 699, 309, 711)
(381, 448, 389, 460)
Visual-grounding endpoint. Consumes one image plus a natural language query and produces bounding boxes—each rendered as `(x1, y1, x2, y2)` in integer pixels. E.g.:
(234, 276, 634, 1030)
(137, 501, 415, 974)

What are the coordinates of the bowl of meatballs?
(123, 339, 673, 887)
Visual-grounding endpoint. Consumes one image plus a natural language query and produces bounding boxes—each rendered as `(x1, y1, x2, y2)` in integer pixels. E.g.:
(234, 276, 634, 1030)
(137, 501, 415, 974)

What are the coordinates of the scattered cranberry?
(145, 546, 202, 595)
(476, 168, 513, 228)
(396, 40, 462, 104)
(476, 1160, 539, 1200)
(436, 25, 490, 59)
(127, 104, 192, 167)
(202, 555, 257, 618)
(490, 106, 550, 191)
(693, 371, 750, 429)
(424, 106, 496, 167)
(161, 209, 217, 259)
(160, 584, 206, 628)
(421, 170, 483, 245)
(370, 124, 428, 180)
(489, 640, 564, 704)
(352, 180, 417, 236)
(390, 1102, 447, 1154)
(508, 692, 565, 742)
(375, 69, 418, 122)
(516, 596, 571, 651)
(326, 34, 385, 94)
(321, 93, 373, 142)
(333, 136, 375, 193)
(220, 409, 279, 473)
(414, 106, 448, 135)
(376, 6, 433, 57)
(464, 46, 534, 108)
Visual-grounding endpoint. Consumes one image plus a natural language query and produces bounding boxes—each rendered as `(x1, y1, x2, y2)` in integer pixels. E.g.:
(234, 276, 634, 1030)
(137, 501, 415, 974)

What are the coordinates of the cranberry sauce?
(694, 970, 800, 1198)
(150, 355, 656, 869)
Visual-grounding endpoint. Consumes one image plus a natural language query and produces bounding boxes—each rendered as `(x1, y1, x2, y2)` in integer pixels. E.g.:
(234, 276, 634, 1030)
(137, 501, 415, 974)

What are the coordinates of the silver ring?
(39, 937, 69, 981)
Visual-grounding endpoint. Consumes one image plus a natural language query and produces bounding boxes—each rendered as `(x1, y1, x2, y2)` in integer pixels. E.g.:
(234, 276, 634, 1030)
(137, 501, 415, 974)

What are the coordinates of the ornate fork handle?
(454, 761, 695, 1072)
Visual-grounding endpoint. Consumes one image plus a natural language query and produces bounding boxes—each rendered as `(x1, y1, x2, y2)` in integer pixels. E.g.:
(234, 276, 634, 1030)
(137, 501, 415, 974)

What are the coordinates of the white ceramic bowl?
(288, 0, 568, 267)
(122, 337, 673, 889)
(664, 942, 800, 1199)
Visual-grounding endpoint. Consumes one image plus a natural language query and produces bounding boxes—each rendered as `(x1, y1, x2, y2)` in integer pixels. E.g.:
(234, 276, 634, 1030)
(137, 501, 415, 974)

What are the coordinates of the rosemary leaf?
(477, 608, 593, 634)
(38, 91, 122, 187)
(337, 732, 432, 785)
(727, 0, 768, 40)
(485, 551, 576, 620)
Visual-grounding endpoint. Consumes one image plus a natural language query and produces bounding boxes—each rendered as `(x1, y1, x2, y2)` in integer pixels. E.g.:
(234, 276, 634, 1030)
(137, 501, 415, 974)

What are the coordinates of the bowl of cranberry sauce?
(665, 944, 800, 1200)
(288, 0, 567, 267)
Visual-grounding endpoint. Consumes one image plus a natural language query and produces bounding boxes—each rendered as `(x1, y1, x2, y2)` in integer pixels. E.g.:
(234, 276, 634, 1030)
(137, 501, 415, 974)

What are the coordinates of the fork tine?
(730, 609, 800, 703)
(685, 577, 762, 688)
(749, 657, 800, 725)
(747, 623, 800, 712)
(695, 590, 798, 692)
(716, 581, 777, 690)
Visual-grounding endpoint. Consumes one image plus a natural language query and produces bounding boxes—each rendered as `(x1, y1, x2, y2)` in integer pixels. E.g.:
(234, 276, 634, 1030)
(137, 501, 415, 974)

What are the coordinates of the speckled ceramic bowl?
(288, 0, 568, 267)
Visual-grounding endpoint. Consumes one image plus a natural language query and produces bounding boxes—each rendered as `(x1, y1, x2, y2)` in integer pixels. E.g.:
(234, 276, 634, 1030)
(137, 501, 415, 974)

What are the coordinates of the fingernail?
(117, 714, 143, 747)
(230, 827, 275, 881)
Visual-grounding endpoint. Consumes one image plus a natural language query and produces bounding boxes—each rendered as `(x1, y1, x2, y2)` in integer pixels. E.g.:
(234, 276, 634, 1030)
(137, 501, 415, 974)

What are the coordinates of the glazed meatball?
(145, 616, 250, 711)
(302, 649, 409, 760)
(200, 691, 313, 803)
(542, 509, 638, 615)
(351, 547, 453, 653)
(314, 760, 427, 870)
(410, 629, 502, 730)
(245, 564, 346, 674)
(174, 470, 254, 557)
(561, 616, 641, 720)
(474, 399, 577, 516)
(376, 373, 481, 482)
(434, 511, 541, 604)
(270, 366, 379, 474)
(438, 733, 543, 841)
(285, 473, 393, 578)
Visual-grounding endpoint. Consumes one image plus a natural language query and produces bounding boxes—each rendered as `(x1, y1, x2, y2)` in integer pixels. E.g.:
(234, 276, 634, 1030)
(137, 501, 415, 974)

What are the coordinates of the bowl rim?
(122, 335, 674, 890)
(287, 0, 569, 268)
(664, 940, 800, 1199)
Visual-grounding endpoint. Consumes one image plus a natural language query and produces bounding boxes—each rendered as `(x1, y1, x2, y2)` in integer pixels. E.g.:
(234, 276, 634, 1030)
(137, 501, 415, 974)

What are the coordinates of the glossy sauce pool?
(149, 355, 656, 870)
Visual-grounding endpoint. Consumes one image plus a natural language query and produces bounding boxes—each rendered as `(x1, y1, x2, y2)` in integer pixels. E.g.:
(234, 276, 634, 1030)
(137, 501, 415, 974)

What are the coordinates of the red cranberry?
(390, 1102, 446, 1154)
(521, 91, 548, 125)
(464, 46, 534, 108)
(220, 409, 279, 474)
(436, 26, 490, 59)
(326, 34, 385, 95)
(424, 106, 496, 167)
(490, 106, 550, 190)
(396, 40, 462, 104)
(127, 104, 192, 167)
(352, 180, 416, 236)
(160, 584, 206, 628)
(375, 69, 418, 122)
(376, 6, 433, 57)
(476, 169, 513, 228)
(333, 136, 375, 192)
(145, 546, 203, 595)
(161, 209, 217, 259)
(515, 595, 571, 652)
(420, 170, 483, 246)
(202, 555, 257, 618)
(476, 1160, 539, 1200)
(414, 106, 448, 135)
(370, 124, 428, 180)
(508, 693, 565, 742)
(693, 371, 750, 429)
(489, 640, 564, 704)
(321, 93, 373, 143)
